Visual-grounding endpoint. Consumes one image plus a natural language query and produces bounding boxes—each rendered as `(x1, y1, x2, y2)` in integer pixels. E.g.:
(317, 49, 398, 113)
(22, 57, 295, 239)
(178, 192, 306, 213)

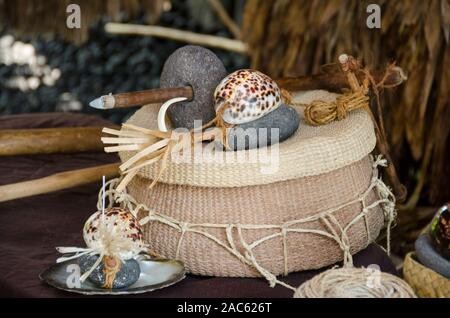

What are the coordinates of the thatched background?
(0, 0, 165, 43)
(242, 0, 450, 210)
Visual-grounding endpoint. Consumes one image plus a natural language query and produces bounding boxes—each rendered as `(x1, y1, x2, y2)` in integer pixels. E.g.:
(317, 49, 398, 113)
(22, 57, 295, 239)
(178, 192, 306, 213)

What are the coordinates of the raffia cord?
(294, 267, 416, 298)
(302, 90, 370, 126)
(300, 65, 390, 127)
(103, 123, 227, 192)
(96, 155, 396, 294)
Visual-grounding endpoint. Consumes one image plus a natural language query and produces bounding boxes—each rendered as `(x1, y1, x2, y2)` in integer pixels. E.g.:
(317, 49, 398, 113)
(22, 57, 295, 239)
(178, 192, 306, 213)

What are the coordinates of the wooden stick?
(339, 54, 407, 202)
(276, 67, 407, 92)
(105, 22, 248, 54)
(0, 163, 120, 203)
(207, 0, 242, 39)
(89, 87, 193, 109)
(0, 126, 119, 156)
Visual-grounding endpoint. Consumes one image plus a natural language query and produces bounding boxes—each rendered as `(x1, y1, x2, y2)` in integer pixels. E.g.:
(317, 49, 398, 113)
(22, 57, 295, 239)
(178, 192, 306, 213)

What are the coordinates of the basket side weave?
(128, 156, 386, 277)
(403, 252, 450, 298)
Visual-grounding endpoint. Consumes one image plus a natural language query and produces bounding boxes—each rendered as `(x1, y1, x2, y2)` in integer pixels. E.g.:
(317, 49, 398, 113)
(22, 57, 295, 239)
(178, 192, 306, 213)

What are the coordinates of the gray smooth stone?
(226, 104, 300, 151)
(160, 45, 227, 129)
(415, 234, 450, 279)
(79, 255, 141, 289)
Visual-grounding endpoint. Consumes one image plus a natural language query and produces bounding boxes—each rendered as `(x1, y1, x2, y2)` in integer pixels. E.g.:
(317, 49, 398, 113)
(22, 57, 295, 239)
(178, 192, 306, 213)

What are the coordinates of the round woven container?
(403, 252, 450, 298)
(119, 90, 392, 277)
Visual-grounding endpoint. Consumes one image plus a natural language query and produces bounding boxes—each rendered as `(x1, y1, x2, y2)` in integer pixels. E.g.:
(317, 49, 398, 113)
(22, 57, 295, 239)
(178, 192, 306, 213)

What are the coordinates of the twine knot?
(179, 222, 189, 233)
(304, 91, 369, 126)
(372, 154, 388, 168)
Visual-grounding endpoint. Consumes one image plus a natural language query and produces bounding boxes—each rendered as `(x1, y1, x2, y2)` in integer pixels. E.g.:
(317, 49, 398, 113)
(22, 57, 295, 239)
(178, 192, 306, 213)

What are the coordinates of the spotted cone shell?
(214, 69, 282, 125)
(83, 207, 145, 259)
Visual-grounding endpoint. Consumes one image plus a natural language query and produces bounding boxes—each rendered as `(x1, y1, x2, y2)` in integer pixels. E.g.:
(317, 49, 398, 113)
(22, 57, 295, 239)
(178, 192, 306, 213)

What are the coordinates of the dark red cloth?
(0, 112, 397, 298)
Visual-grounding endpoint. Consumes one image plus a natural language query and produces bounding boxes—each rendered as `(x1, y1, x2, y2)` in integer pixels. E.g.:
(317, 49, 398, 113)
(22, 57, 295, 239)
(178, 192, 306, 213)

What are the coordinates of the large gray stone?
(226, 104, 299, 151)
(79, 255, 141, 289)
(415, 234, 450, 279)
(160, 45, 227, 129)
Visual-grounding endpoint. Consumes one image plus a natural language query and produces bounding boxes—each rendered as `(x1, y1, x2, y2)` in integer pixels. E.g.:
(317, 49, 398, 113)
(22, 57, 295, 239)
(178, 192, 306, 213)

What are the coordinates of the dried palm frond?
(0, 0, 165, 44)
(242, 0, 450, 207)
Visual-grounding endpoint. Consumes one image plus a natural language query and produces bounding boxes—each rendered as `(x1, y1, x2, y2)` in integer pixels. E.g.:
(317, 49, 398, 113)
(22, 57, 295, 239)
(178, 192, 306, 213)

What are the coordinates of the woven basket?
(117, 90, 394, 278)
(403, 252, 450, 298)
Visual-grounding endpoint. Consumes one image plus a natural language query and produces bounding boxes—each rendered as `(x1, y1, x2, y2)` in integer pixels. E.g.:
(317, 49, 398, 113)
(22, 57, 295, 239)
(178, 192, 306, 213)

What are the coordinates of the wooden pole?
(91, 87, 194, 109)
(105, 22, 248, 54)
(113, 86, 193, 108)
(0, 126, 119, 156)
(0, 162, 120, 203)
(276, 67, 407, 92)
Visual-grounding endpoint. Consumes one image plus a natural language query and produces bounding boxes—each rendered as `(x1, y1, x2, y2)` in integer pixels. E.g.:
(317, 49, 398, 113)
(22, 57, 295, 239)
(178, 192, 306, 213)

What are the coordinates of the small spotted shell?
(83, 207, 145, 259)
(214, 69, 282, 125)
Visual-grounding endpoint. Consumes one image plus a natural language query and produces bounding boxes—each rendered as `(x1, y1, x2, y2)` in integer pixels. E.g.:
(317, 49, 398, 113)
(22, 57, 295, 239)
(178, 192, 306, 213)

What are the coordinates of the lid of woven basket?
(119, 90, 376, 187)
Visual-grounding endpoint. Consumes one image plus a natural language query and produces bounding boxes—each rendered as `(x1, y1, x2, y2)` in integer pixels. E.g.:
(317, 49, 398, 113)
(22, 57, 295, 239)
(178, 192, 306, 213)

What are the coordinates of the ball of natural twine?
(294, 267, 416, 298)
